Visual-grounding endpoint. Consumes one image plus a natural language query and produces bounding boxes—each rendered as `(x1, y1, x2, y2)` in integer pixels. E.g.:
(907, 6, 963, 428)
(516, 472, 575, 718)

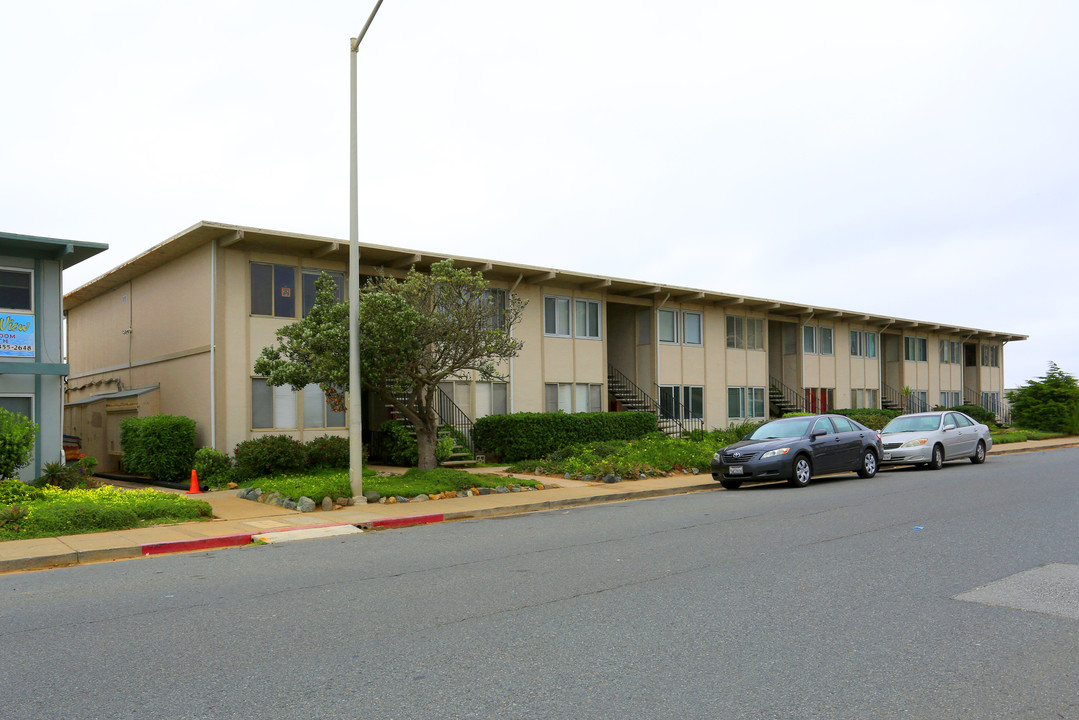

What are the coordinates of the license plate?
(883, 453, 891, 461)
(729, 466, 743, 475)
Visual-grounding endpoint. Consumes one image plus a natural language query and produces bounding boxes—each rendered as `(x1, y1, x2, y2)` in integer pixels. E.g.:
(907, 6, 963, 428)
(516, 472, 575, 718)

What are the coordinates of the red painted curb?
(142, 533, 254, 556)
(362, 513, 444, 530)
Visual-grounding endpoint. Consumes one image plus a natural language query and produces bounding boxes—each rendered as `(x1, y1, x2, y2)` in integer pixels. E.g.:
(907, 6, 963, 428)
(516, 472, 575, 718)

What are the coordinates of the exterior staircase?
(386, 385, 477, 467)
(768, 376, 805, 418)
(607, 364, 698, 436)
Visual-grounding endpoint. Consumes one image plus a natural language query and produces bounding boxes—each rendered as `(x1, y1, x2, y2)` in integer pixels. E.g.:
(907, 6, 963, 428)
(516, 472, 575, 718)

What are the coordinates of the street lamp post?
(349, 0, 385, 499)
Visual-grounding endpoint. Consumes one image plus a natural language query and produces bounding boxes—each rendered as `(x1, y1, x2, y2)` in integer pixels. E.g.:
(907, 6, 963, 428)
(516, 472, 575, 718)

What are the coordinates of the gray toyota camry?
(710, 414, 883, 489)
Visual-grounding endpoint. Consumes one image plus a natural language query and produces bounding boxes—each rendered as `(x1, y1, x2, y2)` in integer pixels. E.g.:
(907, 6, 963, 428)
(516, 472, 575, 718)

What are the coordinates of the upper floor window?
(850, 331, 877, 358)
(726, 316, 744, 349)
(0, 269, 32, 312)
(575, 299, 601, 339)
(683, 312, 703, 345)
(251, 263, 296, 318)
(904, 336, 928, 362)
(746, 318, 765, 351)
(657, 309, 679, 343)
(981, 344, 999, 367)
(484, 289, 509, 331)
(803, 325, 816, 354)
(819, 326, 834, 355)
(544, 295, 571, 337)
(301, 269, 345, 317)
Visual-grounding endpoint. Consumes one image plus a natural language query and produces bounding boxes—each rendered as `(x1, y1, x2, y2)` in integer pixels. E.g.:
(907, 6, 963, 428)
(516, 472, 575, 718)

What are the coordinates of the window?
(251, 263, 296, 318)
(252, 378, 298, 429)
(301, 269, 345, 317)
(850, 388, 879, 409)
(904, 336, 928, 362)
(728, 387, 746, 419)
(851, 331, 864, 357)
(812, 417, 836, 435)
(482, 289, 509, 331)
(803, 325, 816, 354)
(575, 299, 601, 339)
(0, 269, 32, 311)
(726, 316, 744, 349)
(302, 384, 346, 428)
(662, 385, 706, 420)
(940, 391, 961, 408)
(683, 385, 704, 419)
(866, 332, 877, 358)
(658, 309, 678, 343)
(981, 344, 1000, 367)
(545, 383, 600, 413)
(683, 312, 703, 345)
(819, 327, 834, 355)
(831, 416, 856, 433)
(544, 296, 571, 336)
(474, 382, 509, 418)
(748, 387, 765, 418)
(747, 318, 765, 351)
(906, 390, 929, 413)
(0, 395, 33, 419)
(981, 391, 1001, 414)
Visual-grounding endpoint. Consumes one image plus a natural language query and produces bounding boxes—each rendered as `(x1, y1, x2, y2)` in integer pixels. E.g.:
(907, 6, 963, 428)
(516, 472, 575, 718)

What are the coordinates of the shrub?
(474, 411, 659, 462)
(27, 501, 140, 535)
(0, 479, 42, 505)
(194, 447, 233, 484)
(305, 435, 350, 469)
(120, 414, 197, 482)
(32, 458, 100, 490)
(0, 408, 38, 480)
(832, 408, 901, 430)
(233, 435, 309, 480)
(378, 421, 419, 467)
(948, 404, 997, 425)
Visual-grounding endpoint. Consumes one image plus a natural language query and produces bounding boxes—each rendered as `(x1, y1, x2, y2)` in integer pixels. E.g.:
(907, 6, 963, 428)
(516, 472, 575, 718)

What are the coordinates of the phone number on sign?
(0, 345, 32, 352)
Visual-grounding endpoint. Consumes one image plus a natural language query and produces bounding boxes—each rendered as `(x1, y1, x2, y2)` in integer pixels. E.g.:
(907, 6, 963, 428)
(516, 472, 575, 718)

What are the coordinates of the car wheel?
(970, 440, 986, 465)
(787, 456, 812, 488)
(720, 479, 742, 490)
(857, 449, 878, 478)
(928, 444, 944, 471)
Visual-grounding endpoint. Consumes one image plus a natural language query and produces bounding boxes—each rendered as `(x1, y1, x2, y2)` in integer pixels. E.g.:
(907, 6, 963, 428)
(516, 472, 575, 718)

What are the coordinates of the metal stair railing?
(651, 383, 706, 435)
(882, 384, 905, 411)
(607, 364, 700, 436)
(388, 382, 476, 456)
(769, 375, 805, 416)
(883, 384, 929, 414)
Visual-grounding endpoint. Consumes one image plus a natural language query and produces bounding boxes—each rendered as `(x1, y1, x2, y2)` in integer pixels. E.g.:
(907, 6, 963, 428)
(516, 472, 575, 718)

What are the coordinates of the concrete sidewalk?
(2, 437, 1076, 574)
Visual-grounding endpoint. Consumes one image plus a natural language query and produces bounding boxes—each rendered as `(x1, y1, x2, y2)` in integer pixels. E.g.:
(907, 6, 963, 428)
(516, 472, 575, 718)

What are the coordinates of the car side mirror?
(943, 424, 956, 431)
(742, 435, 750, 441)
(811, 430, 825, 439)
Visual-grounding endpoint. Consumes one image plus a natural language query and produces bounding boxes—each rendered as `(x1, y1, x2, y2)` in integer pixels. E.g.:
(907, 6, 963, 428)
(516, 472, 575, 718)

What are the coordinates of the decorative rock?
(236, 488, 252, 500)
(603, 474, 617, 483)
(297, 497, 316, 513)
(495, 485, 510, 494)
(336, 497, 349, 506)
(282, 499, 298, 511)
(394, 495, 409, 503)
(691, 467, 700, 475)
(260, 491, 281, 505)
(582, 475, 594, 482)
(478, 487, 493, 495)
(412, 494, 429, 502)
(456, 491, 468, 498)
(346, 497, 356, 506)
(511, 486, 522, 492)
(321, 497, 333, 511)
(387, 496, 397, 504)
(227, 482, 239, 490)
(535, 484, 544, 490)
(379, 497, 387, 503)
(638, 473, 647, 479)
(563, 473, 572, 479)
(363, 490, 381, 504)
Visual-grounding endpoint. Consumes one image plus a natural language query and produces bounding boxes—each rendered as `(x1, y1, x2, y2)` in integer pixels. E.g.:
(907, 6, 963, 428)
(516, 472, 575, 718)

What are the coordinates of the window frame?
(683, 311, 703, 346)
(726, 316, 744, 349)
(301, 269, 345, 318)
(543, 295, 572, 337)
(819, 326, 834, 356)
(0, 394, 34, 421)
(250, 262, 297, 318)
(0, 267, 33, 313)
(803, 325, 817, 354)
(657, 309, 679, 344)
(574, 298, 602, 340)
(727, 386, 746, 419)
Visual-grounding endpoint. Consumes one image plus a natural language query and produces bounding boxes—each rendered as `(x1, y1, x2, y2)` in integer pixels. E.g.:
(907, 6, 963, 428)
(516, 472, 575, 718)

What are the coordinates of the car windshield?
(882, 416, 941, 433)
(749, 417, 813, 440)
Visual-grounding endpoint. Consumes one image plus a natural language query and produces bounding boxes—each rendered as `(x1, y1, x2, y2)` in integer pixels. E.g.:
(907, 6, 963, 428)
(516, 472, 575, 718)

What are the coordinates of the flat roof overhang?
(62, 221, 1027, 343)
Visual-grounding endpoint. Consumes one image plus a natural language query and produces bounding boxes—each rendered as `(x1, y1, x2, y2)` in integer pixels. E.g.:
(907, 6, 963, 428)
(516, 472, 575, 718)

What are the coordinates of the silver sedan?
(879, 411, 992, 469)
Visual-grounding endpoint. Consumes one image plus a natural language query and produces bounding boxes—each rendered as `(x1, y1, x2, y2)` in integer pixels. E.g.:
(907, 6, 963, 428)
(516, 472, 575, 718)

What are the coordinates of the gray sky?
(2, 1, 1075, 388)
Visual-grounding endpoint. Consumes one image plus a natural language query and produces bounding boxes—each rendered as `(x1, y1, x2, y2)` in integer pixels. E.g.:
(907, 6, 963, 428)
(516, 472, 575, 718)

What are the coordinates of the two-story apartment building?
(62, 221, 1023, 470)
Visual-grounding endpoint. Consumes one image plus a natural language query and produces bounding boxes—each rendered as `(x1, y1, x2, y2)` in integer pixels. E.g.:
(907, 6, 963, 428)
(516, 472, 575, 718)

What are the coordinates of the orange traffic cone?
(187, 468, 202, 494)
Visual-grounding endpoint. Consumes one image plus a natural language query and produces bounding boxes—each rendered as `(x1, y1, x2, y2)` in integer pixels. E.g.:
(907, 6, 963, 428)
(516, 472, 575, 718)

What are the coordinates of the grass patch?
(0, 483, 212, 541)
(991, 429, 1066, 444)
(239, 466, 538, 501)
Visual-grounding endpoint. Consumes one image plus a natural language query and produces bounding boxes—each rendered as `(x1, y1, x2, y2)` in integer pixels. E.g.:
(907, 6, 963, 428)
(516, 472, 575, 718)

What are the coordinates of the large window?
(302, 384, 346, 428)
(575, 299, 601, 339)
(981, 344, 999, 367)
(940, 391, 961, 408)
(252, 379, 343, 429)
(850, 388, 879, 409)
(728, 386, 765, 419)
(850, 331, 877, 358)
(301, 269, 345, 317)
(0, 269, 32, 311)
(819, 327, 834, 355)
(904, 336, 928, 362)
(0, 395, 33, 419)
(939, 340, 962, 365)
(658, 309, 678, 343)
(251, 263, 296, 318)
(483, 289, 508, 331)
(683, 312, 703, 346)
(661, 385, 705, 420)
(474, 381, 509, 418)
(545, 383, 601, 413)
(746, 318, 765, 351)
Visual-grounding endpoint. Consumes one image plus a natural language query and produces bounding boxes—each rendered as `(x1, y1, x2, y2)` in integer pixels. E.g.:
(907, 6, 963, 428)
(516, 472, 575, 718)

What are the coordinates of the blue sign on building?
(0, 313, 34, 357)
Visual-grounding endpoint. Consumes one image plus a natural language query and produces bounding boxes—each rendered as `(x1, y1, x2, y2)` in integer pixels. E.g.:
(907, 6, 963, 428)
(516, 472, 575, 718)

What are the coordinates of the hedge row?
(474, 411, 658, 462)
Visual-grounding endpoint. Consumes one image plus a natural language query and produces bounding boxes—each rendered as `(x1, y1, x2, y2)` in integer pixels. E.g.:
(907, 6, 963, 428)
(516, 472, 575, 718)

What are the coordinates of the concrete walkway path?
(2, 437, 1076, 574)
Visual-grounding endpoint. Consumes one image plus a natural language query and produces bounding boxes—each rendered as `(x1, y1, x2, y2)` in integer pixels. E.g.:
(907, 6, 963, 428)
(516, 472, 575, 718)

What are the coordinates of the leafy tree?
(255, 261, 525, 470)
(1007, 362, 1079, 434)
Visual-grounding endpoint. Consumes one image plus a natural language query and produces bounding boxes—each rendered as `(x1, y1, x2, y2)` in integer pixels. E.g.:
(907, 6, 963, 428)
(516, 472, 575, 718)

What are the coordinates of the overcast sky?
(2, 1, 1075, 388)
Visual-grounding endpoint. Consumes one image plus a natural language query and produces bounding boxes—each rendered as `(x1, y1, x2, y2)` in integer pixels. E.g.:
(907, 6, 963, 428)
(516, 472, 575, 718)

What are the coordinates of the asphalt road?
(3, 448, 1078, 720)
